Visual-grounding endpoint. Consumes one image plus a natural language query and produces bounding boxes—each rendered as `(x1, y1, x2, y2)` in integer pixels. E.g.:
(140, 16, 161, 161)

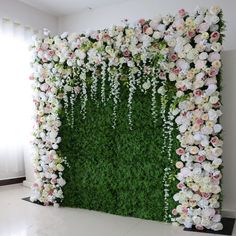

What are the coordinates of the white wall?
(0, 0, 58, 34)
(58, 0, 235, 51)
(221, 50, 236, 216)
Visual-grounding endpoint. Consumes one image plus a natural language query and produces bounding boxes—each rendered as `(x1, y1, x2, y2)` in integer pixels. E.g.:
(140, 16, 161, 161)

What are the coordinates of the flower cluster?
(30, 5, 224, 230)
(167, 6, 224, 231)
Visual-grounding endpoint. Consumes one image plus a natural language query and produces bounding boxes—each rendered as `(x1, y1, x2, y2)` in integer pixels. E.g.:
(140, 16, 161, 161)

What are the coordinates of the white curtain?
(0, 18, 36, 180)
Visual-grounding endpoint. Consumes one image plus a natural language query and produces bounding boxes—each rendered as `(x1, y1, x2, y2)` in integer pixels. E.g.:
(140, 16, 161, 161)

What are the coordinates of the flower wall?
(30, 6, 224, 231)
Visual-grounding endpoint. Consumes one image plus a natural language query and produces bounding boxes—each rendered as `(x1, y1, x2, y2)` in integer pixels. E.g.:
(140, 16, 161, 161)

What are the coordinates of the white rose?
(169, 73, 177, 81)
(209, 6, 221, 15)
(211, 223, 223, 231)
(142, 81, 151, 90)
(212, 214, 221, 223)
(57, 178, 66, 186)
(61, 32, 68, 39)
(153, 31, 162, 39)
(199, 52, 208, 60)
(205, 84, 217, 96)
(157, 86, 166, 95)
(176, 90, 184, 97)
(211, 42, 222, 52)
(212, 158, 222, 166)
(214, 124, 222, 133)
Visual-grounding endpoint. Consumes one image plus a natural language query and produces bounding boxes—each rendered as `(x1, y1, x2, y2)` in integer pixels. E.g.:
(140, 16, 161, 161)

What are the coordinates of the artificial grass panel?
(58, 84, 179, 221)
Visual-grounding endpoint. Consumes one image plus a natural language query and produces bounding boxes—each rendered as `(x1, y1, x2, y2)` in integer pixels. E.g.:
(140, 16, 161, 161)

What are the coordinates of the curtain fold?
(0, 18, 36, 180)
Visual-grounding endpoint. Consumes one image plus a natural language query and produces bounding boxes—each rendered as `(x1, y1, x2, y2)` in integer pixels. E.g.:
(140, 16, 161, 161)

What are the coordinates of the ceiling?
(19, 0, 128, 16)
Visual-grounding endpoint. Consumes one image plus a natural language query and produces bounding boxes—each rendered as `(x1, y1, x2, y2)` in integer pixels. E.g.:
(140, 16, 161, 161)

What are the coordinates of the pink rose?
(177, 182, 185, 189)
(103, 33, 110, 41)
(210, 136, 219, 146)
(196, 118, 204, 125)
(143, 24, 149, 33)
(178, 8, 186, 17)
(176, 148, 185, 155)
(182, 207, 188, 214)
(123, 49, 131, 57)
(194, 89, 203, 97)
(210, 31, 220, 42)
(145, 27, 153, 35)
(172, 67, 181, 75)
(187, 31, 195, 38)
(195, 155, 206, 163)
(159, 71, 166, 79)
(208, 68, 219, 77)
(48, 50, 55, 57)
(201, 192, 211, 199)
(170, 53, 178, 61)
(139, 18, 146, 25)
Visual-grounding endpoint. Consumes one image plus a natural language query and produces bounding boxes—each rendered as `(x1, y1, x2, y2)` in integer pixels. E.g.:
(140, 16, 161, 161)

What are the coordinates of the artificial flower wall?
(30, 6, 224, 231)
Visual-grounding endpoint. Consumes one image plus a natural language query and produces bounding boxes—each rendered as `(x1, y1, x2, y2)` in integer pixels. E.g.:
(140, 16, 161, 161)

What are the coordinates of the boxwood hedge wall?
(58, 82, 179, 221)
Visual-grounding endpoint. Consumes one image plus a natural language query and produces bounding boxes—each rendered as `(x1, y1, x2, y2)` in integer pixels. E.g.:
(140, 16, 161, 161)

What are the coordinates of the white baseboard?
(23, 180, 33, 188)
(222, 208, 236, 218)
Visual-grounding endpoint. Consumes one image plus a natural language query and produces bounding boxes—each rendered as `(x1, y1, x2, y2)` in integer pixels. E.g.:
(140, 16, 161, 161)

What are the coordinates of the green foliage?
(58, 80, 179, 221)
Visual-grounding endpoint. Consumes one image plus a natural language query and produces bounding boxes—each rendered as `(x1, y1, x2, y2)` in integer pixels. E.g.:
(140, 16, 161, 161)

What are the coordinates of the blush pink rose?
(210, 31, 220, 42)
(201, 192, 211, 199)
(187, 31, 196, 38)
(195, 155, 206, 163)
(103, 33, 110, 41)
(123, 49, 131, 57)
(210, 136, 219, 146)
(170, 53, 178, 61)
(208, 68, 219, 77)
(194, 89, 203, 97)
(196, 118, 204, 125)
(176, 148, 185, 155)
(177, 182, 186, 189)
(178, 8, 186, 17)
(139, 18, 146, 25)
